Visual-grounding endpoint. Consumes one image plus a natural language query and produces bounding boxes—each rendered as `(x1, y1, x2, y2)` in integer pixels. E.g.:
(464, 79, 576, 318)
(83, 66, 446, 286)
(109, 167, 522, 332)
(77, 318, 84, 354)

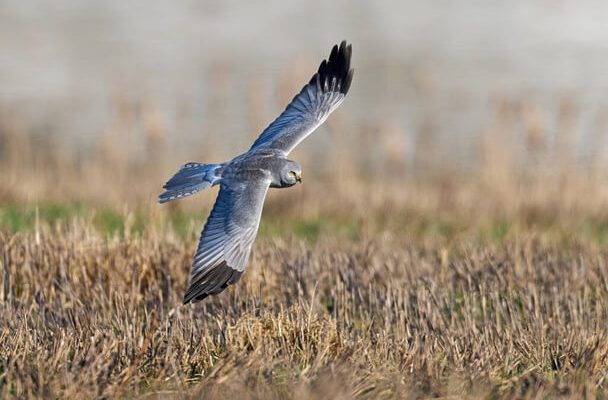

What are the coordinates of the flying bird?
(159, 41, 353, 303)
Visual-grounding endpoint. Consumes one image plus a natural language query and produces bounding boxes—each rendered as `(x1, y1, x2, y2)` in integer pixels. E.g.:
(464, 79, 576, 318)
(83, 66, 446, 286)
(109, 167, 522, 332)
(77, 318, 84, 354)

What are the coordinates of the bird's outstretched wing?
(183, 176, 270, 304)
(249, 41, 353, 155)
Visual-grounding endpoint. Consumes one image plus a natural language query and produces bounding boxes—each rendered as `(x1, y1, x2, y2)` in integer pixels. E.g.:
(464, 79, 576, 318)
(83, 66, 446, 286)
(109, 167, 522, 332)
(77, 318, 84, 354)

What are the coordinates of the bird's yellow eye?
(290, 170, 297, 178)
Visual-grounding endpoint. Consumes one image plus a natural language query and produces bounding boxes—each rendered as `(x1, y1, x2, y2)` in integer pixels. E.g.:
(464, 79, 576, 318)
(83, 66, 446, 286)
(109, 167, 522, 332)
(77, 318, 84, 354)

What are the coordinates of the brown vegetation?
(3, 61, 608, 399)
(2, 212, 608, 398)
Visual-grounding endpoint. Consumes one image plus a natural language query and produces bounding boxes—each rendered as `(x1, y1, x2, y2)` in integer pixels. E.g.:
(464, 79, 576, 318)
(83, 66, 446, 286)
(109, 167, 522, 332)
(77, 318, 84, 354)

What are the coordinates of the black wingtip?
(313, 40, 353, 96)
(182, 260, 243, 304)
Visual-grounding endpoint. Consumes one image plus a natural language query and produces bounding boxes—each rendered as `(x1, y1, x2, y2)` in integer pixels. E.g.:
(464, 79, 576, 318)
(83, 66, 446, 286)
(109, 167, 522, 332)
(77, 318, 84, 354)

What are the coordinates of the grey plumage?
(250, 41, 353, 155)
(159, 41, 354, 303)
(158, 162, 224, 204)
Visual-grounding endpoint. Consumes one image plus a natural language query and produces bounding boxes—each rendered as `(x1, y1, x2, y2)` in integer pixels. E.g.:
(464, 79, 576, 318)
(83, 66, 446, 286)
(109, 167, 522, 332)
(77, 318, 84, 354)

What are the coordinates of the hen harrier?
(159, 41, 353, 303)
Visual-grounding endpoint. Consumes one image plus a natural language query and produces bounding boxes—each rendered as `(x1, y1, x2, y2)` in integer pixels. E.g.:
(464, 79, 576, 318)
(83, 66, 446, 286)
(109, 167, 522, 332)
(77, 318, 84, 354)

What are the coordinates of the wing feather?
(183, 177, 270, 304)
(249, 41, 353, 155)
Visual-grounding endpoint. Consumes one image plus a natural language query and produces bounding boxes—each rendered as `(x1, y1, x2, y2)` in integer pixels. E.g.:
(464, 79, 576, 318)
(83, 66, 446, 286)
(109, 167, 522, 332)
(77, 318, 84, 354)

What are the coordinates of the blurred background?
(2, 0, 608, 231)
(7, 4, 608, 397)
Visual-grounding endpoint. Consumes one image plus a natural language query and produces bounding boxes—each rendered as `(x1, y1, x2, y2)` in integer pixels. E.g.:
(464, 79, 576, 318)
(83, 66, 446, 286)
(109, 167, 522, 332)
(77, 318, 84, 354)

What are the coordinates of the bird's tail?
(158, 162, 224, 204)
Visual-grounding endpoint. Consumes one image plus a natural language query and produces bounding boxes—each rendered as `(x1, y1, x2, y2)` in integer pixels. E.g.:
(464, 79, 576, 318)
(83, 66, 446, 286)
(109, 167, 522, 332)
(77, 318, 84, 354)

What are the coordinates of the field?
(4, 34, 608, 398)
(3, 162, 608, 399)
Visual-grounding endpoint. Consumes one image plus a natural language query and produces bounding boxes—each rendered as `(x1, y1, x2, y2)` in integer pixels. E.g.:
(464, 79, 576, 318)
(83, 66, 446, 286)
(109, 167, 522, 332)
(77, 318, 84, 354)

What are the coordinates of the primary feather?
(183, 174, 270, 303)
(249, 41, 353, 155)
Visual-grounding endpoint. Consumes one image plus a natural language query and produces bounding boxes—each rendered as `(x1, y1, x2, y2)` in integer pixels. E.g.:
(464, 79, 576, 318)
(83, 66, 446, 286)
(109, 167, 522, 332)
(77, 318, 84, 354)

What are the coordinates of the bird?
(158, 41, 353, 304)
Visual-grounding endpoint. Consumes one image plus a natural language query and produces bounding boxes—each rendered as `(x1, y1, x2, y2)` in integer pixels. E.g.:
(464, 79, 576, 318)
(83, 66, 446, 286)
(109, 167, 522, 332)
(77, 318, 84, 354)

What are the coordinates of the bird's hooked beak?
(296, 171, 302, 183)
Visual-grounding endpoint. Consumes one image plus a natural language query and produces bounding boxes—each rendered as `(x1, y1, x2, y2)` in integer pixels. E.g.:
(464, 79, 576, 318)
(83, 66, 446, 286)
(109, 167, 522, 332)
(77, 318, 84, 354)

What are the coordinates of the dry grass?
(1, 208, 608, 398)
(3, 59, 608, 398)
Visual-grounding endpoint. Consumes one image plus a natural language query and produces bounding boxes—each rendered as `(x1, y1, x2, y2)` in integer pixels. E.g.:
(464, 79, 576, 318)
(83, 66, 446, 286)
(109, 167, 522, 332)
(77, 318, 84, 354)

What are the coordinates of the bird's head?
(290, 169, 302, 184)
(276, 160, 302, 187)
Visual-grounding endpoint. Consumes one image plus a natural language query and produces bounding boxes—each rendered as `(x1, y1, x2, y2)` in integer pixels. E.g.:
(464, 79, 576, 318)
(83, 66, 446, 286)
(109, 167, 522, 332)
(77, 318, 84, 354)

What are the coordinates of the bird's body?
(225, 149, 301, 189)
(159, 41, 353, 303)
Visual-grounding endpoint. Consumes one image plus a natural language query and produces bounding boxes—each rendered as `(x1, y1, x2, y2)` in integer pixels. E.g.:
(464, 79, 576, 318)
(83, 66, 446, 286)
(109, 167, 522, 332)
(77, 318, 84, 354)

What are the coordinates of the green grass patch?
(0, 203, 83, 232)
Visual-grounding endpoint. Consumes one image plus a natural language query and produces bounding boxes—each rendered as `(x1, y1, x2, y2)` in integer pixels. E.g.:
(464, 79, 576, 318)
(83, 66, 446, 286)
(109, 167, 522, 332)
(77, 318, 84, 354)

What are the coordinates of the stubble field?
(3, 72, 608, 398)
(3, 178, 608, 398)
